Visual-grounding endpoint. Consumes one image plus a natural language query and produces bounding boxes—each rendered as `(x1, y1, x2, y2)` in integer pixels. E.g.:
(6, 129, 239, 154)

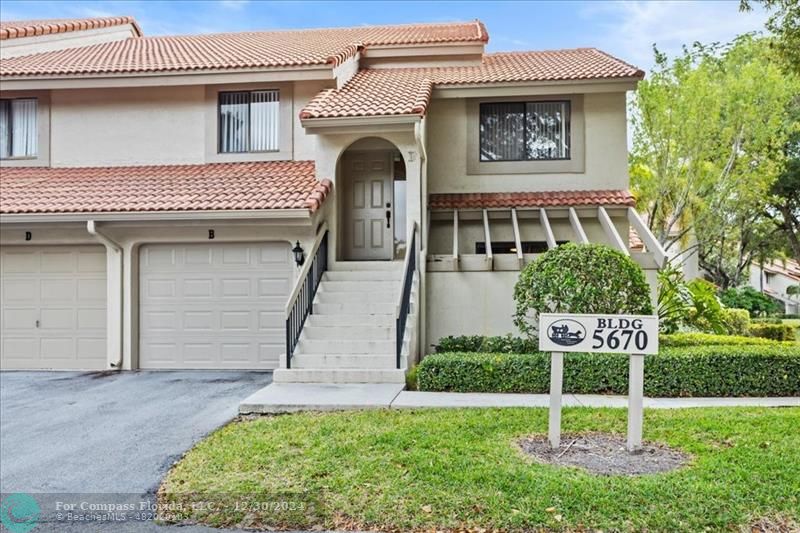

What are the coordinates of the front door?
(343, 151, 393, 260)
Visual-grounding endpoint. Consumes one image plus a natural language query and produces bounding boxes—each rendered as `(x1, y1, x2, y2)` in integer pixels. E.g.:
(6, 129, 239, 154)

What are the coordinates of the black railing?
(285, 230, 328, 369)
(396, 226, 417, 369)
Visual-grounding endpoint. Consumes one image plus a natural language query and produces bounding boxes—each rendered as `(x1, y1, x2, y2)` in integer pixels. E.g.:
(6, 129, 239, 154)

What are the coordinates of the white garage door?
(138, 242, 292, 369)
(1, 246, 107, 370)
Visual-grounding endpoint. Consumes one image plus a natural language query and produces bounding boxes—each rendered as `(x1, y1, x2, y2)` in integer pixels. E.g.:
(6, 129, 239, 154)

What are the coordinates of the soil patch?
(518, 433, 690, 476)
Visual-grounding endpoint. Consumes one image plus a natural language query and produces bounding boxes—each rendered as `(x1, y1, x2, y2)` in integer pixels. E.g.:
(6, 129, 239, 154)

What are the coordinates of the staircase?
(273, 261, 417, 384)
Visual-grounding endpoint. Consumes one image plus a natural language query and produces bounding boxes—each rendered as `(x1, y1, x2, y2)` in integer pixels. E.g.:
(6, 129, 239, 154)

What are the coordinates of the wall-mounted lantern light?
(292, 241, 305, 267)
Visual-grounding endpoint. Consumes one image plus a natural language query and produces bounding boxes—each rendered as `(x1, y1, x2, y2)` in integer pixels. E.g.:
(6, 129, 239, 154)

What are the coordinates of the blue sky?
(1, 1, 769, 71)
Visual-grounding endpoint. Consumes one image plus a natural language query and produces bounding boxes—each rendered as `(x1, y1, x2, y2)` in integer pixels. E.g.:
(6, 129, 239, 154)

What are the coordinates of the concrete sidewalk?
(239, 383, 800, 413)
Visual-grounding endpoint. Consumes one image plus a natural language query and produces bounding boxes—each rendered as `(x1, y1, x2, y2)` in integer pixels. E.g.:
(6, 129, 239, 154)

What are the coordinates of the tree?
(630, 35, 799, 288)
(767, 103, 800, 261)
(740, 0, 800, 73)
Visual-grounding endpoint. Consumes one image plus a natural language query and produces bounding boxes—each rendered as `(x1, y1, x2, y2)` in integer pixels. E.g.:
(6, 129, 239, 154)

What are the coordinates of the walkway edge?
(391, 391, 800, 409)
(240, 383, 800, 414)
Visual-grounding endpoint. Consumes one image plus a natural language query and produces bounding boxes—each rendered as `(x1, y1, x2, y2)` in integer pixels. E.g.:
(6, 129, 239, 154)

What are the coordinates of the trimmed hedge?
(434, 335, 537, 354)
(659, 332, 788, 347)
(416, 345, 800, 397)
(748, 323, 796, 341)
(435, 332, 791, 354)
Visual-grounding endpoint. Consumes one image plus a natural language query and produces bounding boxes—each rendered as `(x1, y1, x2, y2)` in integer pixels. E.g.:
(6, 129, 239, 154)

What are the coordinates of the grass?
(160, 407, 800, 532)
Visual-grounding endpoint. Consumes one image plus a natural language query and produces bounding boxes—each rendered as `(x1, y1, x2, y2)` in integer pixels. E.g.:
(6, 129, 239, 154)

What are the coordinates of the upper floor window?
(218, 90, 279, 153)
(479, 101, 570, 161)
(0, 98, 38, 159)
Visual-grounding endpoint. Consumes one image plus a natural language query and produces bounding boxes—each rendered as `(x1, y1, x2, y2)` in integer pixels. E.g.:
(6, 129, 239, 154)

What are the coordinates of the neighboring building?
(749, 259, 800, 315)
(0, 16, 665, 381)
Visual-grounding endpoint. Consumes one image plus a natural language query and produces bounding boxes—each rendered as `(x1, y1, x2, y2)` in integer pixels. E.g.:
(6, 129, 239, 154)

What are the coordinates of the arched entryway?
(338, 137, 407, 261)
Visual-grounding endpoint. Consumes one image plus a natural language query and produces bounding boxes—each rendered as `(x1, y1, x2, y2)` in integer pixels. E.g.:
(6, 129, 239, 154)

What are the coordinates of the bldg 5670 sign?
(538, 313, 659, 355)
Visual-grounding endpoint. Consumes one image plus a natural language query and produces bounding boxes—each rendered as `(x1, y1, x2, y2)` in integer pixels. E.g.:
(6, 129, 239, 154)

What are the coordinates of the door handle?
(386, 209, 392, 228)
(35, 319, 40, 328)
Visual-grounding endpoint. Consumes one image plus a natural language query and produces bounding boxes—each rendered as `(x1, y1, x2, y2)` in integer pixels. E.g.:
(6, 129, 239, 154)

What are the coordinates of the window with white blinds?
(218, 90, 280, 153)
(0, 98, 38, 159)
(479, 101, 570, 161)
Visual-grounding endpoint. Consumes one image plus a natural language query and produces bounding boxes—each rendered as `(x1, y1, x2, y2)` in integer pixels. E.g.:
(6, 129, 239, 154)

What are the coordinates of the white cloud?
(581, 0, 769, 71)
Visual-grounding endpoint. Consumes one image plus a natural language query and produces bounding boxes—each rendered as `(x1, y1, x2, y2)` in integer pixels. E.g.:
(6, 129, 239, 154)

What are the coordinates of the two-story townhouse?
(750, 259, 800, 315)
(0, 16, 666, 382)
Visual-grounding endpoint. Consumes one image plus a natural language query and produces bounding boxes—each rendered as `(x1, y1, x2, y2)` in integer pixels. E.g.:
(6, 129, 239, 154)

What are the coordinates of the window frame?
(0, 96, 39, 161)
(217, 89, 280, 155)
(466, 95, 585, 176)
(478, 100, 571, 163)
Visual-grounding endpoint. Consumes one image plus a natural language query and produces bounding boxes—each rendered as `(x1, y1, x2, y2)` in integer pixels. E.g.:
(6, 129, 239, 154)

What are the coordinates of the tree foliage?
(513, 243, 652, 338)
(719, 286, 779, 317)
(741, 0, 800, 73)
(631, 35, 800, 288)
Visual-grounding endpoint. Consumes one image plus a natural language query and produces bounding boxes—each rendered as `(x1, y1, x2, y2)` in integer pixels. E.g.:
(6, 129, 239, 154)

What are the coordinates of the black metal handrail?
(285, 229, 328, 369)
(396, 225, 417, 369)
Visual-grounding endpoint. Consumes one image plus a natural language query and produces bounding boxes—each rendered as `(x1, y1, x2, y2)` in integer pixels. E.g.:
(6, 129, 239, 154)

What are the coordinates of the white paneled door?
(0, 246, 107, 370)
(138, 242, 291, 369)
(343, 151, 393, 260)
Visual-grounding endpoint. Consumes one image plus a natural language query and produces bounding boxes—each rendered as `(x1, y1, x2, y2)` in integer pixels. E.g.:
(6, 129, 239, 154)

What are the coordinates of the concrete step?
(316, 290, 396, 304)
(320, 280, 397, 292)
(292, 353, 396, 369)
(329, 261, 404, 271)
(301, 325, 394, 340)
(306, 314, 396, 327)
(314, 301, 396, 315)
(273, 368, 406, 384)
(324, 270, 400, 282)
(296, 339, 394, 354)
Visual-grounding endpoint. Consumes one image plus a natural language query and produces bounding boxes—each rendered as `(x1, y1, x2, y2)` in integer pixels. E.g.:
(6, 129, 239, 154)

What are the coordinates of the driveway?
(1, 370, 271, 532)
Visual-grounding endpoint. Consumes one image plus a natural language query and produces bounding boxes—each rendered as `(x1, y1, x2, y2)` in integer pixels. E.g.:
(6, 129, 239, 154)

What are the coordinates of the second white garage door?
(138, 242, 292, 370)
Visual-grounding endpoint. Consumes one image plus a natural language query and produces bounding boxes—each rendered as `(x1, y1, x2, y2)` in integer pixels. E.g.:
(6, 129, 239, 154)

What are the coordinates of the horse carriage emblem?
(547, 319, 587, 347)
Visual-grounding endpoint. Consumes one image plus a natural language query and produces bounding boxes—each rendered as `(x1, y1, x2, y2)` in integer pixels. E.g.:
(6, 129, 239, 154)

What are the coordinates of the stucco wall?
(51, 86, 206, 166)
(426, 271, 520, 351)
(45, 80, 327, 167)
(425, 92, 629, 193)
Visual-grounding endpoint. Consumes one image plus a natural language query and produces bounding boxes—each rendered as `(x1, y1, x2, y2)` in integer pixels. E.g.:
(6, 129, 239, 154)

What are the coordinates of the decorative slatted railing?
(285, 225, 328, 369)
(395, 223, 418, 369)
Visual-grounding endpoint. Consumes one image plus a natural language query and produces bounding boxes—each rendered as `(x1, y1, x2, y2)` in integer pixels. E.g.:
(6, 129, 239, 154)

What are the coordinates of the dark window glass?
(475, 241, 569, 254)
(0, 98, 38, 159)
(480, 101, 570, 161)
(218, 90, 279, 153)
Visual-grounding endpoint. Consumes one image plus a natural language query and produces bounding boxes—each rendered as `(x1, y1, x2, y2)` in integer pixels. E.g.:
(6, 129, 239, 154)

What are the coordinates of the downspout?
(414, 119, 428, 249)
(414, 118, 428, 363)
(87, 220, 124, 369)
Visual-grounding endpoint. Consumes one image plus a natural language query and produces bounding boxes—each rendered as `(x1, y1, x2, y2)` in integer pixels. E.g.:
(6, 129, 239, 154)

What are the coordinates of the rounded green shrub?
(513, 243, 653, 338)
(720, 307, 751, 335)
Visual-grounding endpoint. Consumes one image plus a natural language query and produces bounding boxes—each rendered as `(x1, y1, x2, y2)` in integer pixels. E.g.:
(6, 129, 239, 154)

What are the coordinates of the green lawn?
(160, 407, 800, 532)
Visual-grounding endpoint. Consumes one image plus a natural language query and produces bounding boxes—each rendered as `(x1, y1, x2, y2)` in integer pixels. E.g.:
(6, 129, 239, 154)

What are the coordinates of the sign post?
(538, 313, 659, 453)
(548, 351, 564, 449)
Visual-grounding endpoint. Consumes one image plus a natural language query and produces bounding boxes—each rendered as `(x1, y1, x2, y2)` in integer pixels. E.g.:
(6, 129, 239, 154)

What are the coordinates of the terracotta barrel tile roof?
(0, 16, 142, 40)
(0, 20, 487, 76)
(0, 161, 331, 215)
(300, 49, 644, 119)
(428, 190, 635, 210)
(301, 70, 434, 118)
(762, 259, 800, 282)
